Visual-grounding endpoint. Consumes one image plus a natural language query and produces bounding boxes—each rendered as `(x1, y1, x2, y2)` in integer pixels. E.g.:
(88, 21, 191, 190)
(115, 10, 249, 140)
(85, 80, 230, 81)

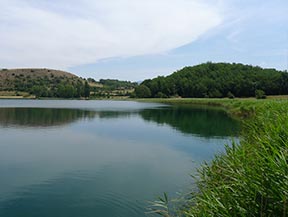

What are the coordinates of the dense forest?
(134, 62, 288, 98)
(0, 68, 90, 98)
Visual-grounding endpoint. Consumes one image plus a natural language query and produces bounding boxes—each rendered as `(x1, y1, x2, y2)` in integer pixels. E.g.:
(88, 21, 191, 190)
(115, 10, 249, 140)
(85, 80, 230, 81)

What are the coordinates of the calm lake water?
(0, 100, 239, 217)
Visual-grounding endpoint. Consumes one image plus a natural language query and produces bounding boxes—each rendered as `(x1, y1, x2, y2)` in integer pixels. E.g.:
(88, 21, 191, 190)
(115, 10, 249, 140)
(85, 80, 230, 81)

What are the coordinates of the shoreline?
(145, 98, 288, 216)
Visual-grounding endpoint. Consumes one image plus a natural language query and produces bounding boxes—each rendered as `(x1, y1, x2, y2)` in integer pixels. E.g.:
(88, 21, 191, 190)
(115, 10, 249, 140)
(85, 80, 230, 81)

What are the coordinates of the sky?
(0, 0, 287, 81)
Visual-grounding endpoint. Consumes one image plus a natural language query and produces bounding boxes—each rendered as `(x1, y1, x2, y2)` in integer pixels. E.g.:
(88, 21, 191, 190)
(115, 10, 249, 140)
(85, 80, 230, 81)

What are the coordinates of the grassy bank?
(136, 98, 272, 119)
(145, 98, 288, 216)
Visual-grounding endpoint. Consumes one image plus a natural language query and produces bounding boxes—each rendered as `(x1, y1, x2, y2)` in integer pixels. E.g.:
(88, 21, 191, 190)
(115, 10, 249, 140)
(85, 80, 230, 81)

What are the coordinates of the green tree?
(84, 81, 90, 98)
(57, 84, 75, 98)
(135, 85, 151, 98)
(255, 89, 266, 99)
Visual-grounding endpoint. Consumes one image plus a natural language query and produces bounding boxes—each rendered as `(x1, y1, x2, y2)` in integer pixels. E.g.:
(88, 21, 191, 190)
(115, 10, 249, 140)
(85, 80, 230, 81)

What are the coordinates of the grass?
(0, 91, 34, 98)
(145, 98, 288, 217)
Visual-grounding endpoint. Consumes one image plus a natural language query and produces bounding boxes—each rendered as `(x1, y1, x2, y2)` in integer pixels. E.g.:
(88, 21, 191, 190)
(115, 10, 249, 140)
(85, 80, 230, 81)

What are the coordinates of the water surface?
(0, 100, 239, 217)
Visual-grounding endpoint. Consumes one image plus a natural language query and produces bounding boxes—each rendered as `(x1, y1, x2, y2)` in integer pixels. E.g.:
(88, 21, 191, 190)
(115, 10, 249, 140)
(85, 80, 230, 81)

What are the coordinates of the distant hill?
(135, 62, 288, 98)
(0, 68, 90, 98)
(88, 78, 137, 98)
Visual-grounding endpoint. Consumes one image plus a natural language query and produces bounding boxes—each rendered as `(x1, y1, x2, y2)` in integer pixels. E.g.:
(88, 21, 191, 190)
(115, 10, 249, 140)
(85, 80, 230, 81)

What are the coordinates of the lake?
(0, 100, 239, 217)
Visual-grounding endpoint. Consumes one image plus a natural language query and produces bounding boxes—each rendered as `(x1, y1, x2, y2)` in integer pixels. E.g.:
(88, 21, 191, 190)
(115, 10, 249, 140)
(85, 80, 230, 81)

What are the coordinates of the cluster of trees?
(99, 79, 138, 90)
(1, 73, 90, 98)
(29, 81, 90, 98)
(88, 78, 137, 98)
(59, 83, 90, 98)
(134, 62, 288, 98)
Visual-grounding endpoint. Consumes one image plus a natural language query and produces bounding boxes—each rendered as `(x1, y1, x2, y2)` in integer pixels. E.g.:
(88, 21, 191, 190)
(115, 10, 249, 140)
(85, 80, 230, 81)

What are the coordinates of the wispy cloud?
(0, 0, 223, 69)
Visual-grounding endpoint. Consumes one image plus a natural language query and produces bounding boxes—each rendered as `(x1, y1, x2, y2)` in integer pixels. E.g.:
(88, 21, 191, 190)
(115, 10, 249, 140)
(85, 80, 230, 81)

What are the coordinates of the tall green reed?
(150, 100, 288, 217)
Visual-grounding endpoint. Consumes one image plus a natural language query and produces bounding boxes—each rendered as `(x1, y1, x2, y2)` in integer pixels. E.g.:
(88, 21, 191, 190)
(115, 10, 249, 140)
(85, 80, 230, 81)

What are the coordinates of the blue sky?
(0, 0, 287, 81)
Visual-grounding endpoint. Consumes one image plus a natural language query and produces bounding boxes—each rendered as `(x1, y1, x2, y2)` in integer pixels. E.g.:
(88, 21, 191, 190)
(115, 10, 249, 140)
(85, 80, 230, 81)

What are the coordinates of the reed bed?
(148, 99, 288, 217)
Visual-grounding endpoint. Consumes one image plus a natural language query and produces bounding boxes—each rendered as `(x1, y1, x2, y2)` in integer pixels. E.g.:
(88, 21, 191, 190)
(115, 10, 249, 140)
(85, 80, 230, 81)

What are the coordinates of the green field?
(144, 98, 288, 217)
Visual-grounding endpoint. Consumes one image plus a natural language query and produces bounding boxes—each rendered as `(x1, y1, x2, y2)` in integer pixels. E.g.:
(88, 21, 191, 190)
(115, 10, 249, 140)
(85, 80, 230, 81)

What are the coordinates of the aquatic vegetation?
(149, 99, 288, 217)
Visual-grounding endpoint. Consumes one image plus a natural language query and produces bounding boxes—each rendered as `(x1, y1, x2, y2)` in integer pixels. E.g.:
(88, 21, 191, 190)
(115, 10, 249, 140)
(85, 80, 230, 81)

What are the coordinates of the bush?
(227, 91, 235, 99)
(255, 89, 266, 99)
(155, 92, 168, 98)
(135, 85, 151, 98)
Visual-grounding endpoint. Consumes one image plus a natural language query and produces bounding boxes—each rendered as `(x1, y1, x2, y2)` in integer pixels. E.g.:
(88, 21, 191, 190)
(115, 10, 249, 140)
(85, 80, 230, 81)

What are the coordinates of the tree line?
(29, 80, 90, 98)
(134, 62, 288, 98)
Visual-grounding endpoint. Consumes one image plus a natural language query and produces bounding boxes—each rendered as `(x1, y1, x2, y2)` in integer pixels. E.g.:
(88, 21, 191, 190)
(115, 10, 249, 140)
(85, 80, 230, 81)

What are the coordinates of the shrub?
(255, 89, 266, 99)
(135, 85, 151, 98)
(227, 91, 235, 99)
(155, 92, 168, 98)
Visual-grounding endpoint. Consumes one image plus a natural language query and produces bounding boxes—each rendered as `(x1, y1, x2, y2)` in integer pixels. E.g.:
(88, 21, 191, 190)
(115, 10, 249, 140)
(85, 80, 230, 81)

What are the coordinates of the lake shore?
(135, 97, 271, 119)
(141, 98, 288, 216)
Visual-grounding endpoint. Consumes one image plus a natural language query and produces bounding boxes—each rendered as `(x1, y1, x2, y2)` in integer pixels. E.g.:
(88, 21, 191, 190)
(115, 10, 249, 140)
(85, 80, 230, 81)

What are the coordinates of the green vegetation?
(255, 89, 266, 99)
(99, 79, 137, 90)
(89, 78, 137, 98)
(134, 84, 152, 98)
(135, 62, 288, 98)
(0, 68, 138, 99)
(147, 98, 288, 217)
(0, 68, 90, 98)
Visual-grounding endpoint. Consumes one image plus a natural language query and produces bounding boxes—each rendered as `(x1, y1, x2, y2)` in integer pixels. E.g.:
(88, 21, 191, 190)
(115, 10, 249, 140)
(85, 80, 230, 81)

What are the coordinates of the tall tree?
(84, 81, 90, 98)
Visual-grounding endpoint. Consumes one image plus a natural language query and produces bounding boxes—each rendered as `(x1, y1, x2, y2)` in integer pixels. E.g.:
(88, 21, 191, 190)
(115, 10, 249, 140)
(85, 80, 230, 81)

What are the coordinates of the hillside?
(135, 62, 288, 98)
(0, 68, 89, 98)
(88, 78, 137, 98)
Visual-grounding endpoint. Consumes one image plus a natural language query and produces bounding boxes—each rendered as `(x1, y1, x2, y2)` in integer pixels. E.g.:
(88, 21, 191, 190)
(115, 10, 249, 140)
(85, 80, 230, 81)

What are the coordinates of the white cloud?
(0, 0, 223, 69)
